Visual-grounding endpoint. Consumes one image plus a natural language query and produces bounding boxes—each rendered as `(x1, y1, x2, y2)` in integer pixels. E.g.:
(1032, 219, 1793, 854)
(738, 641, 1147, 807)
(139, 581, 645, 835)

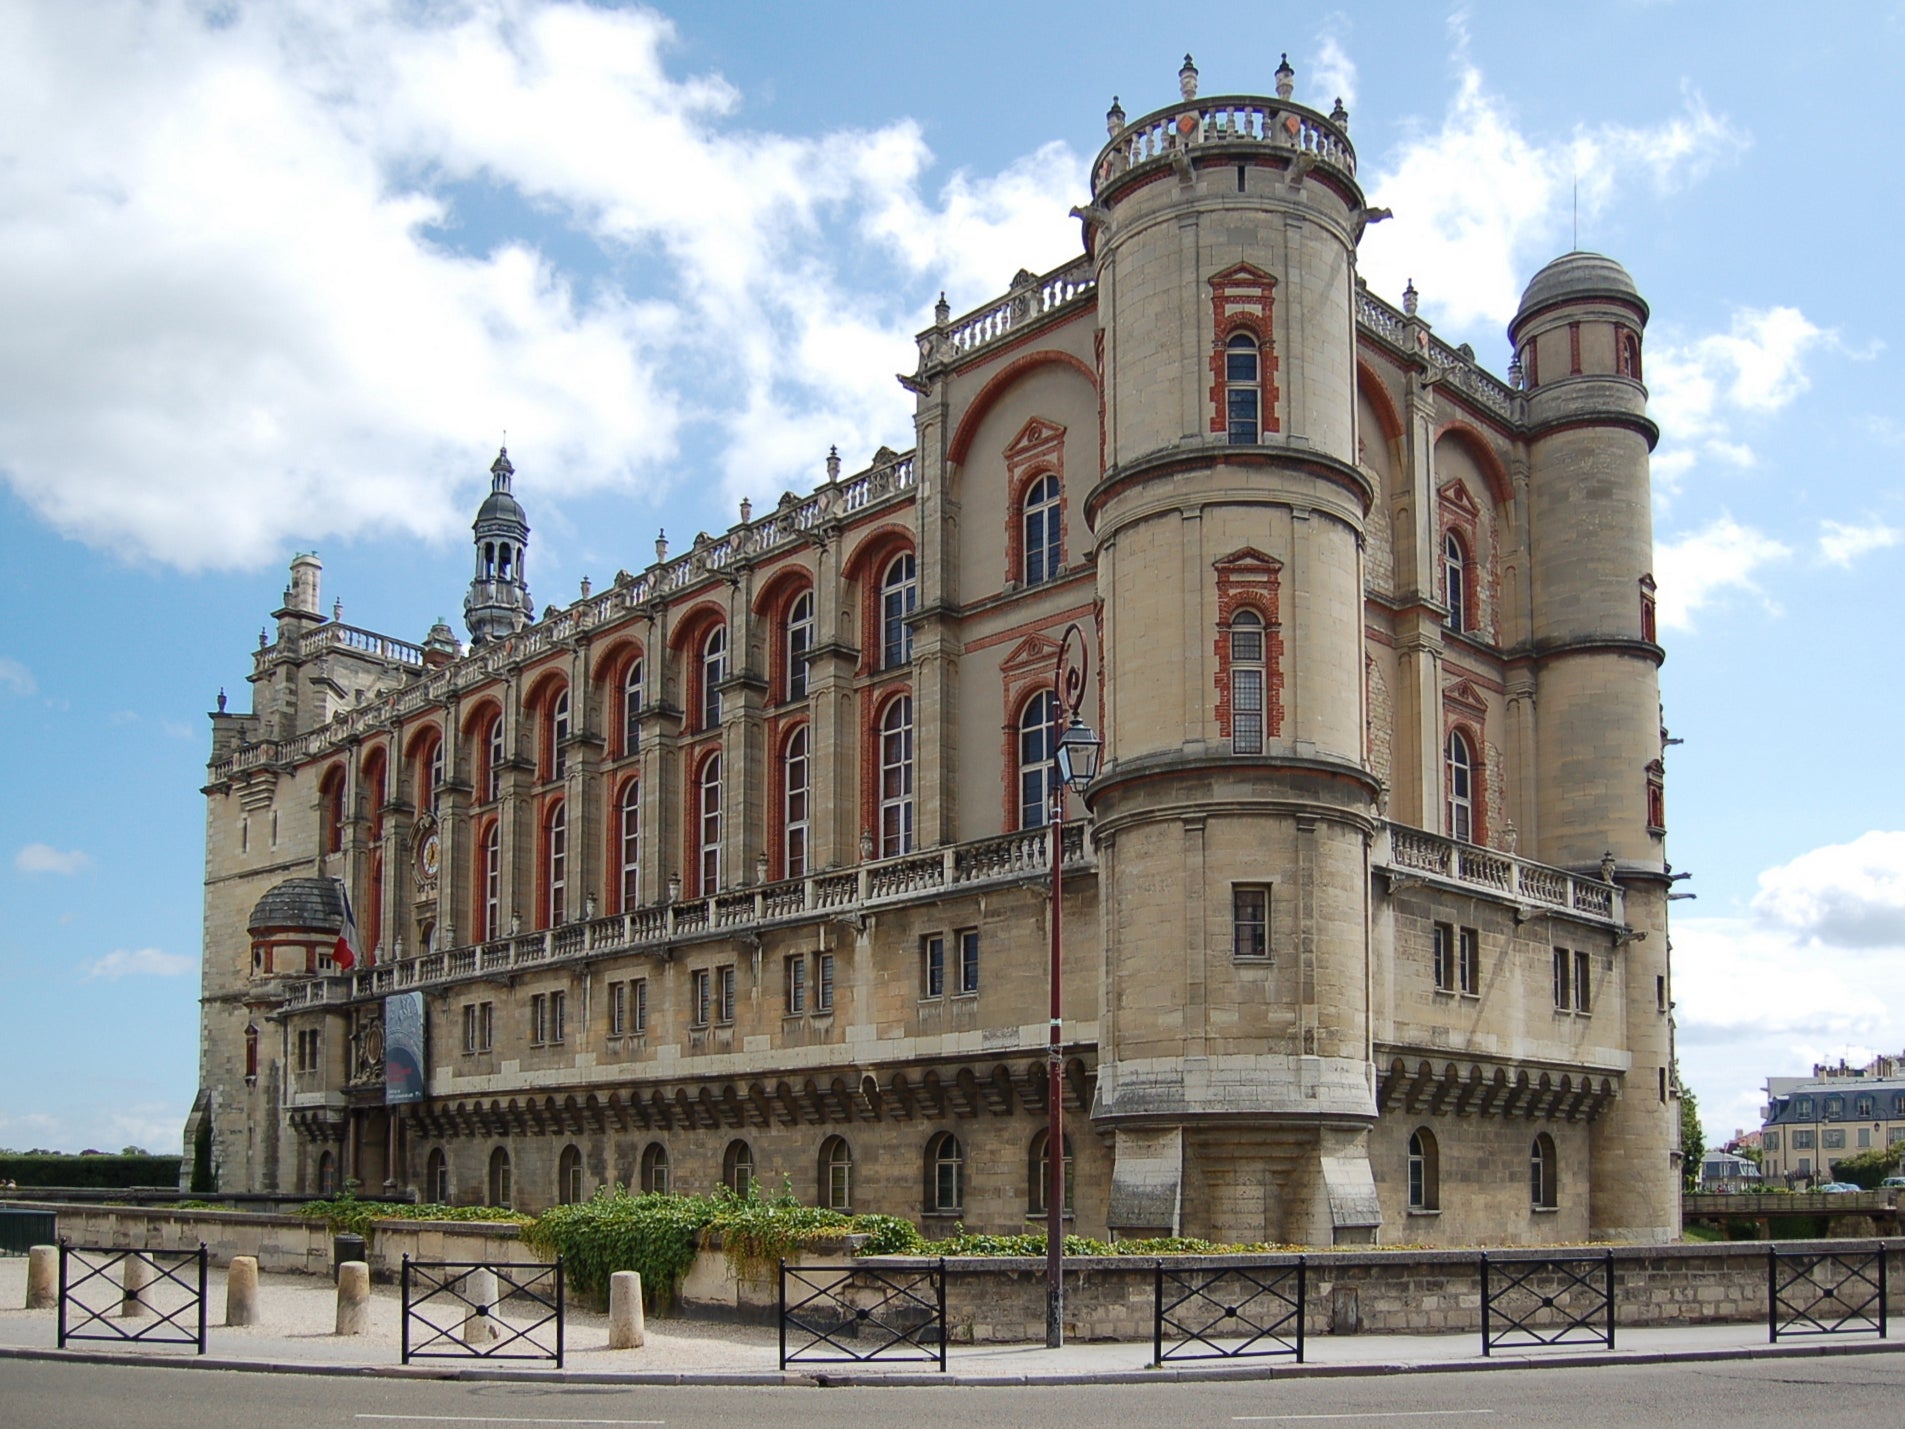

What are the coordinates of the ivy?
(296, 1189, 531, 1244)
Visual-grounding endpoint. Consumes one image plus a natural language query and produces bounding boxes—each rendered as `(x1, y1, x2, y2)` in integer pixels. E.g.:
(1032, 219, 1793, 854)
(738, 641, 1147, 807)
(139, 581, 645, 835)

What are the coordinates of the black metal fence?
(57, 1242, 207, 1354)
(1768, 1246, 1887, 1342)
(1153, 1258, 1306, 1364)
(0, 1208, 56, 1256)
(779, 1259, 947, 1370)
(400, 1257, 565, 1367)
(1479, 1250, 1615, 1355)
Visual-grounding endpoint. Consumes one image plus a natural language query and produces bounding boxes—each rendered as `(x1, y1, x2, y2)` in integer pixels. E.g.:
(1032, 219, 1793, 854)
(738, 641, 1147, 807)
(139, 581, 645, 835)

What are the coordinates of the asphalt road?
(4, 1355, 1905, 1428)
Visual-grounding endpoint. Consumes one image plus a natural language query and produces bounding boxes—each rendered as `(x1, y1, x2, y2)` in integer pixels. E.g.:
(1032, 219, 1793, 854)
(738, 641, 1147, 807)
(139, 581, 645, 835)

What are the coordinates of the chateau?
(192, 56, 1679, 1246)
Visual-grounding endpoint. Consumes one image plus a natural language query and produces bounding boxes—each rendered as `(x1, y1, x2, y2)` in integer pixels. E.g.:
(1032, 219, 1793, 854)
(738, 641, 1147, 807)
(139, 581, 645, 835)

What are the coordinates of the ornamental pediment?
(1436, 479, 1482, 518)
(1000, 633, 1064, 676)
(1003, 416, 1066, 462)
(1442, 678, 1488, 714)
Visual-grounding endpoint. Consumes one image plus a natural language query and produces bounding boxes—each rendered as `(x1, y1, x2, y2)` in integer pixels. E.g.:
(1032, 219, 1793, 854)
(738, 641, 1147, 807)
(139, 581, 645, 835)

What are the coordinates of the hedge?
(0, 1155, 183, 1189)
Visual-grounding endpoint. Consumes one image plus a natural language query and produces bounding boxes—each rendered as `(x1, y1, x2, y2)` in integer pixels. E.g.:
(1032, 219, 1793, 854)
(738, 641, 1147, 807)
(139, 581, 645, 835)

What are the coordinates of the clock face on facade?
(418, 830, 442, 881)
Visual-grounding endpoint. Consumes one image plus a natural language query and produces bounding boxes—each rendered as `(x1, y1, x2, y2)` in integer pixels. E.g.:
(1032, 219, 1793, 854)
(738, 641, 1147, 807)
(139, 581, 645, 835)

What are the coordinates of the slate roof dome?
(476, 484, 526, 527)
(248, 877, 345, 934)
(1513, 251, 1647, 332)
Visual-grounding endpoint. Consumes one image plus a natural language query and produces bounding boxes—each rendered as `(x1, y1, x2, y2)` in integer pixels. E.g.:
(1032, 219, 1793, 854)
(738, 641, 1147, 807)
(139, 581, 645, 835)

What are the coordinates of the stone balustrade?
(1382, 825, 1623, 925)
(1093, 94, 1357, 193)
(937, 257, 1096, 361)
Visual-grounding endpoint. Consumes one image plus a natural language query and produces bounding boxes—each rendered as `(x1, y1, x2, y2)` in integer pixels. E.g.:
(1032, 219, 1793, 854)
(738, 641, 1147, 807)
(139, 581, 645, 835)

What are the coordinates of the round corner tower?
(1080, 57, 1382, 1246)
(1511, 251, 1676, 1240)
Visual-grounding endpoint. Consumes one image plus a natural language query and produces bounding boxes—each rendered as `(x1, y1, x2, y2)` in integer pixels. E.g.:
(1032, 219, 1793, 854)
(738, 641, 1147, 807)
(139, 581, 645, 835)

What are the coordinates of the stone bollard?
(226, 1255, 260, 1326)
(120, 1253, 152, 1318)
(608, 1271, 646, 1349)
(334, 1261, 371, 1336)
(25, 1246, 57, 1310)
(462, 1267, 500, 1347)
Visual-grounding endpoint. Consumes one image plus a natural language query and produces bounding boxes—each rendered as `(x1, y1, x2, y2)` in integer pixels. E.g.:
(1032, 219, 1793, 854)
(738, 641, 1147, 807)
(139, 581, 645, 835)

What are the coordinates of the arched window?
(244, 1024, 259, 1084)
(1023, 473, 1061, 585)
(425, 736, 444, 812)
(881, 554, 917, 670)
(1445, 731, 1475, 844)
(489, 1146, 513, 1208)
(317, 1149, 337, 1196)
(1018, 690, 1056, 830)
(819, 1136, 853, 1211)
(319, 767, 346, 854)
(1408, 1128, 1440, 1212)
(1225, 332, 1261, 444)
(1530, 1133, 1558, 1210)
(640, 1142, 670, 1195)
(558, 1144, 585, 1204)
(782, 727, 809, 879)
(785, 591, 814, 701)
(427, 1148, 449, 1204)
(700, 626, 726, 730)
(1028, 1129, 1075, 1215)
(618, 781, 640, 911)
(621, 658, 645, 757)
(483, 711, 505, 803)
(698, 754, 722, 895)
(1443, 531, 1468, 634)
(480, 821, 501, 941)
(361, 752, 387, 842)
(926, 1132, 964, 1215)
(723, 1139, 755, 1196)
(879, 696, 914, 857)
(545, 801, 567, 926)
(1229, 610, 1266, 755)
(547, 688, 571, 781)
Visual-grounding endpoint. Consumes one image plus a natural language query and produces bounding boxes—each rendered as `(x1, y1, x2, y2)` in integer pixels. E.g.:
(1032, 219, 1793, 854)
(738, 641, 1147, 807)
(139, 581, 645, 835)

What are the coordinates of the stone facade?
(192, 58, 1677, 1246)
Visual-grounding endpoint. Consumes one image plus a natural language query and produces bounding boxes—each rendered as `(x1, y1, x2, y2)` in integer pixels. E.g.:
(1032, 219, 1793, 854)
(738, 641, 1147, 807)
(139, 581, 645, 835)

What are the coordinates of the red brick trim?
(1430, 423, 1514, 507)
(1569, 322, 1583, 376)
(1639, 574, 1658, 644)
(755, 574, 815, 705)
(1646, 758, 1666, 834)
(1211, 549, 1285, 744)
(947, 350, 1098, 466)
(1206, 264, 1281, 437)
(1357, 358, 1406, 444)
(1002, 416, 1068, 588)
(1435, 480, 1487, 640)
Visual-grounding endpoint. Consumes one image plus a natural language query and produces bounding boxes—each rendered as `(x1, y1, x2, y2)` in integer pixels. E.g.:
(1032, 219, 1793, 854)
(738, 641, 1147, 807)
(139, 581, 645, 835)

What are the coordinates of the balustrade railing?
(1384, 826, 1622, 925)
(1094, 95, 1356, 193)
(940, 258, 1096, 359)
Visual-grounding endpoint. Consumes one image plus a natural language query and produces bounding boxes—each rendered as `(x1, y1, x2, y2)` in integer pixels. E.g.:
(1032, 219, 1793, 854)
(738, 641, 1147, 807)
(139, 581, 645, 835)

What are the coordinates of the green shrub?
(523, 1187, 711, 1308)
(0, 1154, 183, 1190)
(296, 1190, 530, 1243)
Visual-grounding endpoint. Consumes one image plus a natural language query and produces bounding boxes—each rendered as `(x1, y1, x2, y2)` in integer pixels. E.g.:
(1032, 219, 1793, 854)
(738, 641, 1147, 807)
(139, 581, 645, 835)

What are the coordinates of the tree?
(1827, 1146, 1897, 1190)
(1678, 1062, 1705, 1190)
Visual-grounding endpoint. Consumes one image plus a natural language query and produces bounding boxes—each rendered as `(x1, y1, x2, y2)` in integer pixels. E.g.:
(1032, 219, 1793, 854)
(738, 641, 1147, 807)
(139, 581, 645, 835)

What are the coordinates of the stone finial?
(655, 529, 669, 563)
(1600, 850, 1618, 882)
(1178, 55, 1198, 101)
(860, 829, 875, 862)
(1402, 278, 1419, 317)
(509, 910, 521, 935)
(826, 445, 842, 482)
(1330, 97, 1349, 129)
(259, 627, 268, 650)
(755, 853, 770, 886)
(934, 292, 950, 326)
(584, 892, 597, 921)
(739, 496, 752, 524)
(217, 688, 228, 714)
(1106, 95, 1126, 135)
(1508, 354, 1525, 389)
(1275, 53, 1295, 101)
(666, 871, 682, 903)
(579, 575, 592, 599)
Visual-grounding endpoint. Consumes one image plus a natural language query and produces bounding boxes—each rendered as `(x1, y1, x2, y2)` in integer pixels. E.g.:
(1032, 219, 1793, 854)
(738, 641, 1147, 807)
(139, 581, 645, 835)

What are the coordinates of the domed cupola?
(464, 446, 534, 646)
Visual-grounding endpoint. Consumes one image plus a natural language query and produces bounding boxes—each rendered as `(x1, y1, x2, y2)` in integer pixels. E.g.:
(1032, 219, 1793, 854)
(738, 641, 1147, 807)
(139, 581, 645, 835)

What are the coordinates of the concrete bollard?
(462, 1267, 500, 1346)
(226, 1255, 260, 1326)
(119, 1253, 152, 1318)
(334, 1261, 371, 1336)
(25, 1246, 57, 1310)
(608, 1271, 646, 1349)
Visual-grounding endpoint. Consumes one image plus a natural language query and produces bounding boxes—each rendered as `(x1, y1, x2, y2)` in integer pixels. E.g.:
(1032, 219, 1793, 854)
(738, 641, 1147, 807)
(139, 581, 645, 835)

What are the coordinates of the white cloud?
(1652, 515, 1790, 631)
(15, 843, 93, 876)
(1311, 33, 1357, 110)
(0, 656, 35, 696)
(80, 947, 196, 981)
(1358, 67, 1745, 334)
(0, 0, 1083, 570)
(1818, 519, 1900, 568)
(1751, 831, 1905, 950)
(1646, 306, 1828, 488)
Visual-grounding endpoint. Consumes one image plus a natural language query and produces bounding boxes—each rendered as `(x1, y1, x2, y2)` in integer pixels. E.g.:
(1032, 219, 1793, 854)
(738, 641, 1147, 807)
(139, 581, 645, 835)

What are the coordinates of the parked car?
(1816, 1181, 1862, 1193)
(1880, 1176, 1905, 1188)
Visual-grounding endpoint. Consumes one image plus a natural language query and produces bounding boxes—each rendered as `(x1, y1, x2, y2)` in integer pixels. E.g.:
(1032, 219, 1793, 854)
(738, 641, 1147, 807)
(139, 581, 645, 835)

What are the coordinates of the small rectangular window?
(609, 981, 627, 1037)
(464, 1004, 479, 1055)
(1459, 927, 1480, 996)
(530, 993, 547, 1045)
(1793, 1130, 1815, 1150)
(1824, 1128, 1845, 1149)
(550, 989, 566, 1043)
(1656, 974, 1667, 1012)
(816, 953, 835, 1013)
(1764, 1132, 1780, 1151)
(786, 955, 807, 1015)
(1433, 923, 1456, 992)
(1890, 1127, 1905, 1146)
(716, 965, 736, 1025)
(691, 969, 711, 1028)
(1553, 948, 1572, 1011)
(1659, 1066, 1669, 1104)
(1233, 887, 1269, 959)
(922, 935, 945, 999)
(1573, 950, 1591, 1015)
(1798, 1157, 1812, 1176)
(956, 930, 980, 995)
(632, 978, 647, 1034)
(1859, 1128, 1871, 1149)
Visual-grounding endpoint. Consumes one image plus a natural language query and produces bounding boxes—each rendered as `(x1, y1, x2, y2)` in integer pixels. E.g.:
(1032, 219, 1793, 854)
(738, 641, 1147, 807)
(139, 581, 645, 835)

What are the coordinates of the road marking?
(353, 1418, 665, 1426)
(1234, 1414, 1495, 1423)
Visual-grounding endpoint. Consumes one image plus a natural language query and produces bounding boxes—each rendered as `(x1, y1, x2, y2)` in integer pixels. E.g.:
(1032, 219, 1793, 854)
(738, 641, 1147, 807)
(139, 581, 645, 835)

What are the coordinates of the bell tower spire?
(464, 446, 533, 646)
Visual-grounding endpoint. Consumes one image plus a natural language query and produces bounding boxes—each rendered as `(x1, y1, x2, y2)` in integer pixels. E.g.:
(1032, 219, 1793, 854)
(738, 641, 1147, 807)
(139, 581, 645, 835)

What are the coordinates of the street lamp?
(1046, 622, 1101, 1349)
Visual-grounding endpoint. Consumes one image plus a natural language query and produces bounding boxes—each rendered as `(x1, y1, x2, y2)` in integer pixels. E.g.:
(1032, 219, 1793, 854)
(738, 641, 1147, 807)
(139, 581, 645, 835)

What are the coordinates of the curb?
(3, 1335, 1902, 1386)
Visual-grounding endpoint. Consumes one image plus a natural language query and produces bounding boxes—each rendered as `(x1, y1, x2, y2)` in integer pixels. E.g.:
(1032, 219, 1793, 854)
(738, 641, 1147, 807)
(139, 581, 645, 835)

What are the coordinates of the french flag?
(333, 878, 360, 971)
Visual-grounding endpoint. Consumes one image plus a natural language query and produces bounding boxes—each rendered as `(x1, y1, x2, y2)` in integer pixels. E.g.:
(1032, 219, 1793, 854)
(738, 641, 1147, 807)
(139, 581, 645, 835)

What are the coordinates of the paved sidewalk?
(2, 1256, 1900, 1386)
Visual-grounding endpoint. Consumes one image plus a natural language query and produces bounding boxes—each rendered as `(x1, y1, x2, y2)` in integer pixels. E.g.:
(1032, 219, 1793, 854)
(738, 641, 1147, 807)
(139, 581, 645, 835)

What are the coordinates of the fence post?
(1603, 1249, 1615, 1350)
(1479, 1252, 1491, 1357)
(555, 1257, 565, 1369)
(1767, 1245, 1778, 1344)
(197, 1244, 208, 1355)
(401, 1254, 411, 1365)
(1296, 1256, 1307, 1364)
(777, 1258, 786, 1372)
(56, 1241, 68, 1350)
(937, 1258, 948, 1373)
(1152, 1261, 1163, 1367)
(1881, 1244, 1888, 1340)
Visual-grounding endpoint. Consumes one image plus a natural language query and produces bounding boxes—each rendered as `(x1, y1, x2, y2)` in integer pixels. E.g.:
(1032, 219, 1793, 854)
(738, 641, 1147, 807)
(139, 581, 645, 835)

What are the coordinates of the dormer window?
(1225, 333, 1260, 444)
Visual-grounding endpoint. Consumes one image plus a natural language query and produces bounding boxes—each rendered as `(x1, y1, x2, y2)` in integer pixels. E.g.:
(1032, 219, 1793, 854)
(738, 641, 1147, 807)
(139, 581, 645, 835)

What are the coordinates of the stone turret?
(464, 447, 533, 646)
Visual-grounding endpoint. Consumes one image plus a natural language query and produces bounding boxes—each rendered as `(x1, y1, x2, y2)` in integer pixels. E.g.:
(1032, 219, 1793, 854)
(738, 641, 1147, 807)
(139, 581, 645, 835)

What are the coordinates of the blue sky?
(3, 0, 1902, 1157)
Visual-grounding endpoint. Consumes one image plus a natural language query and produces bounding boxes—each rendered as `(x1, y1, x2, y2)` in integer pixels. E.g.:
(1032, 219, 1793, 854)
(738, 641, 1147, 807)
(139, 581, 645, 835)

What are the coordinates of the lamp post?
(1046, 622, 1101, 1350)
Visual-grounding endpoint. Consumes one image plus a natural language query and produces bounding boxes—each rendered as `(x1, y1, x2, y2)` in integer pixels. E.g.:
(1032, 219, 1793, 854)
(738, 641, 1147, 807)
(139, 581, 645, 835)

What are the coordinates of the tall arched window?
(926, 1132, 964, 1214)
(488, 1146, 512, 1208)
(640, 1142, 670, 1195)
(1023, 473, 1061, 585)
(484, 711, 505, 803)
(819, 1135, 853, 1211)
(618, 780, 640, 911)
(558, 1144, 584, 1204)
(319, 767, 346, 854)
(1018, 691, 1056, 830)
(1443, 531, 1468, 634)
(1530, 1133, 1558, 1209)
(698, 754, 722, 895)
(480, 822, 501, 941)
(723, 1139, 755, 1196)
(1229, 610, 1266, 755)
(1225, 332, 1261, 443)
(782, 727, 809, 879)
(785, 591, 814, 701)
(700, 626, 726, 730)
(427, 1148, 449, 1204)
(361, 752, 387, 842)
(881, 554, 916, 670)
(546, 688, 571, 781)
(879, 697, 914, 857)
(545, 801, 568, 926)
(1028, 1129, 1075, 1215)
(425, 736, 444, 811)
(1445, 730, 1475, 844)
(1408, 1128, 1440, 1211)
(622, 658, 644, 757)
